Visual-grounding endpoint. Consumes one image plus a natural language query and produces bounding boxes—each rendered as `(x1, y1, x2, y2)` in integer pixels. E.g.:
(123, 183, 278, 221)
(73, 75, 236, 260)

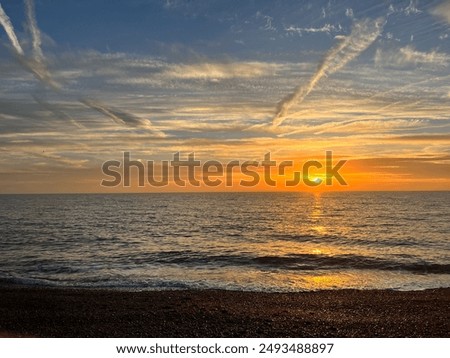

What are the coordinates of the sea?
(0, 192, 449, 291)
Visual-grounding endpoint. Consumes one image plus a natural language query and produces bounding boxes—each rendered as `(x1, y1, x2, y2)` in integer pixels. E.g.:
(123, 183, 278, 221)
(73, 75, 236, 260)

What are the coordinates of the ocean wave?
(109, 251, 450, 274)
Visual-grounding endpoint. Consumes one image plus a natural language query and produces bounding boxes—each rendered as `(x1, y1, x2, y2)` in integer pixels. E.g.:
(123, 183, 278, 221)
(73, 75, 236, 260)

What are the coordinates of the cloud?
(277, 118, 425, 138)
(256, 11, 276, 32)
(375, 46, 449, 67)
(388, 1, 422, 17)
(53, 51, 279, 85)
(162, 61, 279, 80)
(403, 0, 422, 16)
(284, 24, 341, 36)
(430, 0, 450, 24)
(273, 17, 384, 126)
(387, 134, 450, 142)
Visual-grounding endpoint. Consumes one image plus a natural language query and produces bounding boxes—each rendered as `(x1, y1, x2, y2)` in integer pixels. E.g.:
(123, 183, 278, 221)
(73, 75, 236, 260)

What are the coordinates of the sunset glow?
(0, 0, 449, 193)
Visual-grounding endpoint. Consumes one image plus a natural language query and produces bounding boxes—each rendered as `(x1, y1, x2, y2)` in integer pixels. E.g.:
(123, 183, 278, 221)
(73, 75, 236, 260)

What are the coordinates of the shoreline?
(0, 285, 449, 338)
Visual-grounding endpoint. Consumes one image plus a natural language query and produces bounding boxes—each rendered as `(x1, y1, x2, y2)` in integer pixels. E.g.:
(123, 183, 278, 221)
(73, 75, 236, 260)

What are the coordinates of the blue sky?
(0, 0, 450, 192)
(3, 0, 449, 58)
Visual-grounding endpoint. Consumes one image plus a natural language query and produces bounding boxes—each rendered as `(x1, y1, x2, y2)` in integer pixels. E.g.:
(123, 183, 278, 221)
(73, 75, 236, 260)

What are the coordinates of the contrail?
(80, 99, 166, 136)
(0, 3, 24, 55)
(32, 94, 85, 129)
(22, 0, 59, 89)
(272, 17, 385, 127)
(1, 1, 165, 134)
(24, 0, 44, 61)
(0, 1, 58, 89)
(80, 98, 145, 127)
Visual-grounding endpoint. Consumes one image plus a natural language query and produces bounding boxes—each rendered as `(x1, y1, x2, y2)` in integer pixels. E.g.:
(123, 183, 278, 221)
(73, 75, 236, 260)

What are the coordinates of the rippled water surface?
(0, 192, 449, 291)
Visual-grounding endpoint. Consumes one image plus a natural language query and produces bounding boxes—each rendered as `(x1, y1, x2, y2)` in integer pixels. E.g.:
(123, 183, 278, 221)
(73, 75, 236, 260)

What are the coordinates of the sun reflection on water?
(310, 192, 327, 236)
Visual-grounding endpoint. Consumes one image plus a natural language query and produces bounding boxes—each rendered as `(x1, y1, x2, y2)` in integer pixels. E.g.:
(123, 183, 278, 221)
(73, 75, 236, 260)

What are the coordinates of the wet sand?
(0, 286, 448, 337)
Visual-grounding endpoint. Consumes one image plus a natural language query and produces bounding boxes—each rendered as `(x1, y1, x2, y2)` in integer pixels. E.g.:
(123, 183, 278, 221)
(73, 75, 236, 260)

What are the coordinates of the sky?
(0, 0, 449, 193)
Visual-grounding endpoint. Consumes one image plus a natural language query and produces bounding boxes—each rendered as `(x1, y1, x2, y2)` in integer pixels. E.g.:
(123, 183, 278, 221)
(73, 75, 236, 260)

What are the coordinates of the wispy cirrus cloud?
(430, 0, 450, 24)
(375, 45, 449, 67)
(277, 118, 427, 138)
(386, 134, 450, 142)
(256, 11, 276, 32)
(162, 61, 280, 80)
(284, 23, 342, 36)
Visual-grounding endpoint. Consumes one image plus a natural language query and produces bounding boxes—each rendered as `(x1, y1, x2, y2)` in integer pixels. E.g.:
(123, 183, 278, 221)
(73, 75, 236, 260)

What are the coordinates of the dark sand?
(0, 286, 449, 338)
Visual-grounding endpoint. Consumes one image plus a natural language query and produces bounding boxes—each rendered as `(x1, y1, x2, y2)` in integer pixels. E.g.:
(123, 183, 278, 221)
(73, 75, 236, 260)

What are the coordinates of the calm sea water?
(0, 192, 449, 291)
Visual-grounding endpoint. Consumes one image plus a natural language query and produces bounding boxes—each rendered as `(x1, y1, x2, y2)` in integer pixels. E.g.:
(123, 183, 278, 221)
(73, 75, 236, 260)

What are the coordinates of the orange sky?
(2, 153, 449, 193)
